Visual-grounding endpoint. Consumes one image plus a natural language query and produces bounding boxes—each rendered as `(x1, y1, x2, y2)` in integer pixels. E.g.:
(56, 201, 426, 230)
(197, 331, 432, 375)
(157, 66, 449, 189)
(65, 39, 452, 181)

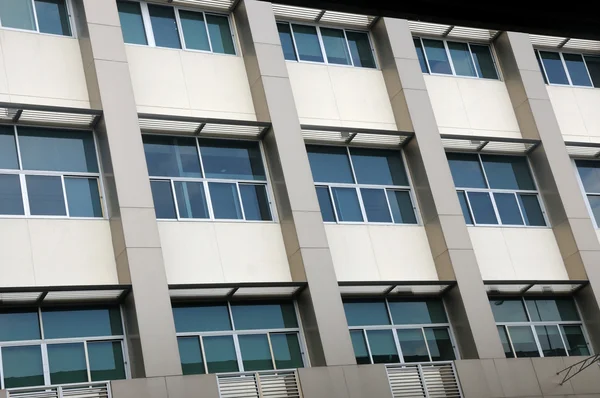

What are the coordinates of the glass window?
(425, 328, 455, 361)
(346, 31, 375, 68)
(88, 341, 126, 381)
(535, 325, 566, 357)
(178, 337, 205, 375)
(35, 0, 70, 36)
(0, 127, 18, 169)
(200, 140, 265, 181)
(271, 333, 303, 369)
(367, 330, 399, 364)
(561, 325, 590, 356)
(388, 300, 448, 325)
(173, 304, 232, 333)
(174, 181, 209, 219)
(277, 22, 297, 61)
(350, 330, 370, 365)
(209, 182, 243, 219)
(584, 55, 600, 88)
(0, 311, 40, 341)
(494, 192, 523, 225)
(206, 14, 235, 55)
(0, 174, 24, 215)
(344, 301, 391, 326)
(65, 177, 102, 218)
(48, 343, 88, 384)
(457, 191, 473, 224)
(507, 326, 539, 358)
(42, 308, 123, 339)
(588, 196, 600, 226)
(481, 155, 535, 190)
(470, 44, 498, 79)
(180, 10, 210, 52)
(396, 329, 429, 362)
(306, 146, 354, 184)
(350, 148, 408, 186)
(238, 334, 274, 371)
(239, 184, 271, 221)
(525, 298, 580, 322)
(576, 159, 600, 193)
(321, 27, 351, 65)
(563, 53, 592, 87)
(535, 51, 548, 84)
(150, 180, 177, 219)
(117, 1, 147, 45)
(231, 302, 298, 330)
(26, 175, 66, 216)
(467, 192, 497, 224)
(144, 136, 203, 178)
(422, 39, 452, 75)
(447, 42, 476, 77)
(332, 187, 363, 222)
(489, 298, 528, 322)
(414, 38, 429, 73)
(0, 0, 35, 30)
(539, 51, 569, 85)
(291, 24, 323, 63)
(446, 153, 487, 188)
(203, 336, 239, 373)
(2, 345, 44, 388)
(388, 190, 417, 224)
(361, 188, 392, 223)
(497, 326, 514, 358)
(148, 4, 181, 49)
(316, 186, 335, 222)
(518, 194, 546, 226)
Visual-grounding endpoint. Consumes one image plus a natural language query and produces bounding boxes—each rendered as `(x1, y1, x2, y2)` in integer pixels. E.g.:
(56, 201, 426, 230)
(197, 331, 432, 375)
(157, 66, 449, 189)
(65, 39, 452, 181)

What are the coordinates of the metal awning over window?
(169, 282, 307, 301)
(160, 0, 237, 12)
(302, 125, 413, 147)
(565, 142, 600, 158)
(441, 134, 540, 154)
(272, 4, 377, 28)
(338, 281, 456, 297)
(0, 102, 102, 129)
(530, 35, 600, 52)
(484, 280, 588, 295)
(408, 21, 499, 42)
(0, 285, 131, 307)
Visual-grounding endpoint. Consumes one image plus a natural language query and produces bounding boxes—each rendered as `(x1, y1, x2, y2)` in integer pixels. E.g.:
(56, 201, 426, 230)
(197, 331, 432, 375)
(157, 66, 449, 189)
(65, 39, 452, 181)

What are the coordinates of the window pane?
(332, 187, 363, 222)
(48, 343, 88, 384)
(174, 181, 209, 219)
(239, 334, 274, 371)
(525, 298, 580, 322)
(179, 10, 210, 51)
(173, 304, 232, 333)
(387, 190, 417, 224)
(0, 126, 17, 169)
(178, 337, 205, 375)
(422, 39, 452, 74)
(271, 333, 303, 369)
(240, 184, 272, 221)
(2, 345, 44, 388)
(481, 155, 535, 190)
(231, 302, 298, 330)
(497, 326, 515, 358)
(489, 298, 528, 322)
(117, 1, 147, 45)
(316, 186, 335, 222)
(321, 27, 351, 65)
(563, 53, 592, 87)
(42, 308, 123, 338)
(306, 146, 354, 183)
(350, 148, 408, 186)
(388, 299, 448, 325)
(346, 31, 375, 68)
(208, 182, 243, 219)
(535, 325, 566, 357)
(277, 22, 297, 61)
(425, 328, 455, 361)
(65, 177, 102, 218)
(361, 188, 392, 223)
(143, 136, 202, 178)
(588, 195, 600, 226)
(539, 51, 569, 85)
(0, 174, 24, 215)
(507, 326, 540, 358)
(470, 44, 498, 79)
(576, 159, 600, 193)
(26, 175, 66, 216)
(148, 4, 181, 49)
(0, 0, 35, 30)
(200, 139, 265, 180)
(494, 192, 523, 225)
(467, 191, 498, 224)
(350, 330, 371, 364)
(35, 0, 70, 36)
(206, 15, 235, 55)
(292, 24, 323, 62)
(203, 335, 239, 373)
(366, 330, 399, 364)
(584, 55, 600, 88)
(535, 51, 548, 83)
(457, 191, 473, 224)
(150, 180, 177, 219)
(447, 41, 476, 77)
(413, 38, 429, 73)
(19, 128, 98, 173)
(343, 300, 390, 326)
(561, 325, 590, 356)
(88, 341, 126, 381)
(446, 153, 487, 188)
(518, 194, 546, 226)
(397, 329, 429, 363)
(0, 311, 40, 341)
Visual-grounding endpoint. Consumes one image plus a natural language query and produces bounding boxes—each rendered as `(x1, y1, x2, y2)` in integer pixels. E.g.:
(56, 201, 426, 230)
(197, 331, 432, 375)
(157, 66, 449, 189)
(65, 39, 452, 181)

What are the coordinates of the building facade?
(0, 1, 599, 397)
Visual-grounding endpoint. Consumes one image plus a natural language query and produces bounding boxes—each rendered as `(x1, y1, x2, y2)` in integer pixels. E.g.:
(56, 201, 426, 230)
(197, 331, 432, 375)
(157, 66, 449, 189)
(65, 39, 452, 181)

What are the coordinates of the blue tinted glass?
(498, 326, 515, 358)
(271, 334, 304, 369)
(425, 328, 455, 361)
(518, 194, 546, 226)
(321, 27, 351, 65)
(387, 190, 417, 224)
(446, 153, 487, 188)
(422, 39, 452, 74)
(346, 31, 375, 68)
(239, 334, 273, 371)
(361, 188, 391, 223)
(174, 181, 209, 219)
(148, 4, 181, 49)
(508, 326, 540, 358)
(332, 187, 363, 222)
(277, 22, 297, 61)
(350, 148, 408, 186)
(388, 300, 448, 325)
(470, 44, 498, 79)
(306, 146, 354, 183)
(231, 302, 298, 330)
(367, 330, 399, 364)
(178, 337, 205, 375)
(65, 177, 102, 218)
(48, 343, 87, 384)
(239, 184, 272, 221)
(316, 186, 335, 222)
(588, 196, 600, 226)
(0, 311, 40, 341)
(585, 55, 600, 88)
(19, 128, 98, 173)
(209, 182, 242, 219)
(0, 174, 24, 215)
(396, 329, 429, 363)
(535, 325, 566, 357)
(42, 308, 123, 338)
(494, 192, 523, 225)
(150, 180, 176, 219)
(525, 298, 580, 322)
(26, 175, 66, 216)
(481, 155, 535, 190)
(2, 345, 44, 388)
(200, 139, 265, 180)
(457, 191, 473, 224)
(0, 127, 18, 169)
(35, 0, 71, 36)
(117, 1, 147, 45)
(173, 305, 232, 332)
(0, 0, 35, 30)
(180, 10, 210, 51)
(467, 191, 497, 224)
(206, 14, 235, 54)
(88, 341, 126, 381)
(414, 38, 429, 73)
(540, 51, 569, 85)
(343, 300, 390, 326)
(350, 330, 371, 364)
(204, 336, 238, 373)
(563, 53, 592, 87)
(489, 299, 528, 322)
(535, 51, 548, 84)
(447, 41, 476, 77)
(143, 136, 202, 178)
(562, 325, 590, 356)
(576, 159, 600, 193)
(292, 24, 323, 62)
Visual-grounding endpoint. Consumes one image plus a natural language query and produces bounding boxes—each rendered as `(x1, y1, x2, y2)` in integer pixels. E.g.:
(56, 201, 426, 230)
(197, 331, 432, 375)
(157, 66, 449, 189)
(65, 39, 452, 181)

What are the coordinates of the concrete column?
(234, 0, 356, 366)
(495, 32, 600, 348)
(371, 18, 505, 359)
(73, 0, 182, 377)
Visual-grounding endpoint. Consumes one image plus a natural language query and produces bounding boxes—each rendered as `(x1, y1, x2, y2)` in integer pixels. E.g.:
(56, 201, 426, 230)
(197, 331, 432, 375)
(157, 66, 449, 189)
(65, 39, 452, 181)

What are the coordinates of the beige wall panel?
(468, 227, 514, 279)
(0, 219, 35, 286)
(424, 75, 470, 130)
(286, 62, 340, 122)
(325, 224, 380, 281)
(547, 86, 589, 141)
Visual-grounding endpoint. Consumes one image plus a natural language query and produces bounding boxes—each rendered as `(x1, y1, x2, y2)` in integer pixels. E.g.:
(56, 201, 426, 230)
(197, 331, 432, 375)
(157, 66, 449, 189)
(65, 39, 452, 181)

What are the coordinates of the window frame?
(0, 0, 76, 38)
(573, 157, 600, 229)
(277, 20, 378, 69)
(535, 49, 595, 89)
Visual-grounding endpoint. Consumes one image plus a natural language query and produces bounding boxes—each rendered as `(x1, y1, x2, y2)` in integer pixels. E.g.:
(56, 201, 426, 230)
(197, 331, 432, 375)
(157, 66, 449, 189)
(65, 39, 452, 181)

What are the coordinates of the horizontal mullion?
(496, 322, 583, 327)
(460, 187, 539, 194)
(0, 169, 100, 177)
(349, 324, 451, 330)
(176, 329, 301, 337)
(149, 176, 267, 184)
(0, 336, 125, 347)
(314, 182, 411, 190)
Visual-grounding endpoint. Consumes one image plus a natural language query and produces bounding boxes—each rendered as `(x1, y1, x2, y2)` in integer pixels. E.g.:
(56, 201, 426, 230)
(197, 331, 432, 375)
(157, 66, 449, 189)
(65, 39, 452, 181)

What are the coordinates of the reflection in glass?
(0, 127, 18, 169)
(2, 345, 44, 388)
(148, 4, 181, 49)
(507, 326, 539, 358)
(180, 10, 210, 51)
(563, 53, 592, 86)
(535, 325, 566, 357)
(481, 155, 535, 190)
(332, 187, 363, 222)
(150, 180, 177, 219)
(239, 334, 274, 371)
(470, 44, 498, 79)
(388, 300, 447, 325)
(117, 1, 147, 45)
(497, 326, 515, 358)
(277, 22, 297, 61)
(271, 333, 304, 369)
(588, 196, 600, 226)
(489, 299, 528, 322)
(173, 304, 232, 333)
(422, 39, 452, 74)
(539, 51, 569, 85)
(209, 182, 242, 219)
(178, 337, 205, 375)
(561, 325, 590, 356)
(143, 136, 202, 178)
(306, 146, 354, 183)
(291, 24, 323, 63)
(518, 194, 546, 226)
(350, 330, 371, 365)
(346, 31, 375, 68)
(48, 343, 88, 384)
(525, 298, 580, 322)
(26, 175, 66, 216)
(35, 0, 71, 36)
(175, 181, 209, 219)
(231, 302, 298, 330)
(344, 301, 390, 326)
(396, 329, 429, 362)
(387, 190, 417, 224)
(203, 336, 239, 373)
(350, 148, 408, 186)
(200, 139, 265, 181)
(585, 55, 600, 88)
(467, 192, 497, 224)
(321, 27, 351, 65)
(88, 341, 126, 381)
(0, 311, 40, 341)
(316, 186, 335, 222)
(576, 159, 600, 193)
(239, 184, 272, 221)
(361, 188, 392, 223)
(42, 307, 123, 339)
(366, 330, 399, 364)
(447, 42, 476, 77)
(0, 0, 35, 30)
(494, 192, 523, 225)
(65, 177, 102, 218)
(425, 328, 455, 361)
(0, 174, 25, 215)
(446, 153, 486, 188)
(457, 191, 473, 224)
(414, 38, 429, 73)
(206, 15, 235, 55)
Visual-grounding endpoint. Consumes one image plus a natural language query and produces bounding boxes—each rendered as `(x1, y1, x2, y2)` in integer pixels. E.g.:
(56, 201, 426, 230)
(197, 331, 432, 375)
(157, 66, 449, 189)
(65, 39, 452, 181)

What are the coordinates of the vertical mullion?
(315, 26, 328, 64)
(92, 132, 108, 219)
(140, 2, 155, 47)
(173, 7, 186, 50)
(400, 150, 422, 225)
(235, 182, 246, 220)
(257, 140, 277, 222)
(41, 343, 51, 386)
(530, 324, 544, 357)
(559, 52, 574, 86)
(477, 153, 492, 189)
(65, 0, 76, 38)
(342, 29, 354, 67)
(383, 188, 395, 224)
(443, 39, 457, 76)
(118, 306, 132, 379)
(266, 333, 277, 370)
(556, 325, 570, 356)
(61, 175, 70, 218)
(503, 325, 519, 358)
(344, 147, 367, 221)
(513, 192, 527, 225)
(20, 174, 30, 216)
(362, 329, 375, 364)
(461, 190, 477, 225)
(232, 334, 244, 372)
(204, 180, 215, 220)
(288, 23, 301, 62)
(419, 37, 432, 74)
(487, 191, 501, 225)
(0, 346, 4, 390)
(31, 0, 40, 33)
(536, 50, 552, 84)
(327, 185, 340, 223)
(84, 341, 92, 382)
(581, 54, 595, 87)
(203, 12, 214, 53)
(391, 329, 404, 363)
(14, 126, 23, 170)
(466, 42, 480, 78)
(421, 328, 434, 362)
(171, 179, 182, 220)
(198, 336, 209, 374)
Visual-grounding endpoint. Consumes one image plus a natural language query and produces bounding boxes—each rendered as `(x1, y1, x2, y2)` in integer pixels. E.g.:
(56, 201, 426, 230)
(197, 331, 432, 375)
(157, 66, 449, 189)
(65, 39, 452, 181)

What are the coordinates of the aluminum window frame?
(572, 157, 600, 229)
(535, 49, 596, 89)
(0, 0, 75, 38)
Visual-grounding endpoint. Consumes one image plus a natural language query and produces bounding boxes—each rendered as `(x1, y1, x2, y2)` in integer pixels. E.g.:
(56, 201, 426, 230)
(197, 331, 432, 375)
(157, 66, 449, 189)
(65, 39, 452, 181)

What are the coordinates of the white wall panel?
(548, 85, 600, 142)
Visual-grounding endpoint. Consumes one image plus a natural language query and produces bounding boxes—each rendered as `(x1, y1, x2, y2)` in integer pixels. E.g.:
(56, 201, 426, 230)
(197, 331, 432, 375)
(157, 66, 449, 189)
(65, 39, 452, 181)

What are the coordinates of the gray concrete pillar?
(495, 31, 600, 348)
(233, 0, 356, 366)
(73, 0, 182, 377)
(371, 17, 505, 359)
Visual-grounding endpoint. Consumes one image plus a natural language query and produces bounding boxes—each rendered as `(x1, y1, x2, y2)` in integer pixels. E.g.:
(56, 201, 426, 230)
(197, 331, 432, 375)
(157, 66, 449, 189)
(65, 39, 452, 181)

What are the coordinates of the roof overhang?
(0, 102, 102, 129)
(338, 280, 456, 297)
(441, 134, 540, 155)
(0, 285, 131, 307)
(484, 280, 588, 296)
(565, 142, 600, 159)
(302, 125, 413, 148)
(169, 282, 307, 301)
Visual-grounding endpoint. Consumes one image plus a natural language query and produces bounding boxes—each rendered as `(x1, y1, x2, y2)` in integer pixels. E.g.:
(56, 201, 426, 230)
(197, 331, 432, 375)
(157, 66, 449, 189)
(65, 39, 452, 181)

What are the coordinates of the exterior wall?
(286, 62, 397, 129)
(125, 46, 256, 119)
(158, 222, 291, 283)
(0, 219, 118, 286)
(547, 85, 600, 142)
(424, 75, 521, 138)
(325, 224, 438, 281)
(468, 227, 568, 280)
